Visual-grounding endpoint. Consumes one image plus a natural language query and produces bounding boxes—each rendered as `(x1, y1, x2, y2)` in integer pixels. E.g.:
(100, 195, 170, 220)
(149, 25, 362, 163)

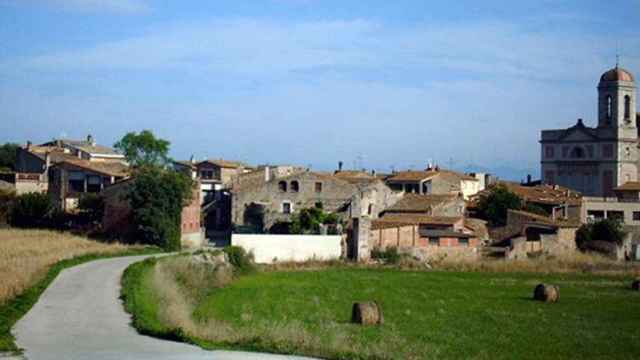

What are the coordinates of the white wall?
(231, 234, 342, 264)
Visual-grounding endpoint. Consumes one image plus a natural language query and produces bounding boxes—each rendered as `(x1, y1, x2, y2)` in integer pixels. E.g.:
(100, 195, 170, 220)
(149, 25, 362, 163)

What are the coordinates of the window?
(290, 180, 299, 192)
(562, 146, 569, 158)
(86, 175, 102, 193)
(633, 212, 640, 221)
(429, 238, 439, 246)
(606, 95, 613, 120)
(278, 181, 287, 192)
(624, 95, 631, 120)
(459, 238, 469, 247)
(602, 144, 614, 158)
(367, 203, 373, 215)
(586, 145, 594, 158)
(200, 170, 214, 179)
(570, 147, 585, 159)
(315, 202, 323, 209)
(68, 171, 85, 193)
(315, 182, 323, 193)
(545, 146, 554, 159)
(282, 202, 292, 214)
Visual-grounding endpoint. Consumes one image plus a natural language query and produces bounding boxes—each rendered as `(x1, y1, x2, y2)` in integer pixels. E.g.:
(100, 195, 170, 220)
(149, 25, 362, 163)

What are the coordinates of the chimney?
(577, 118, 584, 126)
(45, 152, 51, 169)
(527, 174, 532, 184)
(189, 154, 196, 164)
(87, 134, 95, 146)
(371, 169, 376, 176)
(26, 141, 32, 150)
(264, 166, 271, 182)
(338, 161, 343, 172)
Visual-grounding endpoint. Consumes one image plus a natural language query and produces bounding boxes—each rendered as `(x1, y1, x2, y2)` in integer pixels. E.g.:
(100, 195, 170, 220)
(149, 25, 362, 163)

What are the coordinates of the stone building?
(13, 135, 127, 197)
(386, 168, 481, 199)
(381, 193, 466, 218)
(540, 66, 638, 196)
(231, 169, 396, 232)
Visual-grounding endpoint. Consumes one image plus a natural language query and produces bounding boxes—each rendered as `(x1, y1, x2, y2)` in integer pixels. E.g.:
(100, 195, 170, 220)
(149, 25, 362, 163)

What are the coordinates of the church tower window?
(606, 95, 613, 121)
(624, 95, 631, 120)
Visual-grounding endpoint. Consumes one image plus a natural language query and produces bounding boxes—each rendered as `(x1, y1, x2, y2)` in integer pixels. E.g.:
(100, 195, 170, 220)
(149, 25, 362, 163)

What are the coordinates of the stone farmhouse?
(173, 158, 251, 203)
(14, 135, 129, 209)
(540, 65, 638, 196)
(231, 167, 399, 232)
(385, 168, 482, 199)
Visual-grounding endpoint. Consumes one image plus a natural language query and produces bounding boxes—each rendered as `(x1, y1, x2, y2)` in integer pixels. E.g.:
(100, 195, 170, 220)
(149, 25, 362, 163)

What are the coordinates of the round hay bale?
(632, 279, 640, 291)
(351, 301, 383, 325)
(533, 284, 559, 303)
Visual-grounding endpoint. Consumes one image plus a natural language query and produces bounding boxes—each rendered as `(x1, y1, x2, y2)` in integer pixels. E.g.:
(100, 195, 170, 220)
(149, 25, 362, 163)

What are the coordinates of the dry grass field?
(0, 229, 130, 305)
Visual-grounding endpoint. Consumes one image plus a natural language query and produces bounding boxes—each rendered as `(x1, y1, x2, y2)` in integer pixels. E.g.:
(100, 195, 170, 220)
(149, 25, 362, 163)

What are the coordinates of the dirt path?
(13, 256, 314, 360)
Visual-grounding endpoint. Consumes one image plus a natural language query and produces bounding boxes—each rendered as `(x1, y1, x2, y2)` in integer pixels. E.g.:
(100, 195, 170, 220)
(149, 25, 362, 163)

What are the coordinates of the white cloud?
(0, 0, 149, 14)
(7, 17, 638, 84)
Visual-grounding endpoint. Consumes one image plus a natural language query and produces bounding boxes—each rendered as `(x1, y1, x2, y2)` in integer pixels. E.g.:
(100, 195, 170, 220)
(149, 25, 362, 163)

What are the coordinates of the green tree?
(0, 188, 15, 226)
(0, 143, 19, 171)
(126, 166, 193, 250)
(114, 130, 171, 168)
(576, 218, 626, 249)
(77, 193, 105, 223)
(476, 185, 523, 226)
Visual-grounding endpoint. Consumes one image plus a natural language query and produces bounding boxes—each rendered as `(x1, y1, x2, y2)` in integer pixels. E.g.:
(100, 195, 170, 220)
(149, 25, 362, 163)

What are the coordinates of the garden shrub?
(0, 189, 15, 227)
(10, 192, 53, 228)
(222, 245, 255, 275)
(576, 218, 626, 250)
(371, 246, 401, 265)
(77, 193, 105, 223)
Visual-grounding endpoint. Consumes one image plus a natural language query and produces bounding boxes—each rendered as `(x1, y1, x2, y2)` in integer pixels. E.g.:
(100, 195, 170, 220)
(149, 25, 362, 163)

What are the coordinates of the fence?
(231, 234, 342, 263)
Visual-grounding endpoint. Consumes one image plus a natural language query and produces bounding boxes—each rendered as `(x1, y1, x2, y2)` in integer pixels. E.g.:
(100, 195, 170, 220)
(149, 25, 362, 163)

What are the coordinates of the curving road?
(13, 256, 316, 360)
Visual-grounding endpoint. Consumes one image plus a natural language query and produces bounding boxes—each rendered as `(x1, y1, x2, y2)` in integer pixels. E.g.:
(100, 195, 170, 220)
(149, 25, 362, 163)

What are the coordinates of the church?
(540, 65, 638, 196)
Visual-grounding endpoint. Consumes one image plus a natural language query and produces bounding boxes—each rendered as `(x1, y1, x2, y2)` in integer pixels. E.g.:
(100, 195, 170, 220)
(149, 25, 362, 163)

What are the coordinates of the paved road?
(13, 256, 315, 360)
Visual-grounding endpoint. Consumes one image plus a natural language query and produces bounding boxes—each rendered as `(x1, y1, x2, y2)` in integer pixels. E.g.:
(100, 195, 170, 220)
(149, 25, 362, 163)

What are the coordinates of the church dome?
(600, 67, 635, 82)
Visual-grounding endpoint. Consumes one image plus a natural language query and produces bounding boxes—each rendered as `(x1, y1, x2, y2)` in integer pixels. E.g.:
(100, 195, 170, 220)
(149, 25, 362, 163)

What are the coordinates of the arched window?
(290, 180, 299, 192)
(278, 181, 287, 192)
(624, 95, 631, 120)
(570, 147, 585, 159)
(606, 95, 613, 120)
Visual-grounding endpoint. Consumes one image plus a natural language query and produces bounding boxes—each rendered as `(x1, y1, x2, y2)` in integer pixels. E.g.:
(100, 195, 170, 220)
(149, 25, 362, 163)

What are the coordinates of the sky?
(1, 1, 639, 180)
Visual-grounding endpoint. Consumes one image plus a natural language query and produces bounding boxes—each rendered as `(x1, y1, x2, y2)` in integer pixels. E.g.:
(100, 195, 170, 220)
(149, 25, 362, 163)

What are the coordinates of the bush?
(0, 189, 15, 227)
(222, 246, 255, 275)
(289, 207, 340, 235)
(10, 192, 53, 228)
(371, 246, 401, 265)
(77, 193, 105, 223)
(576, 218, 626, 250)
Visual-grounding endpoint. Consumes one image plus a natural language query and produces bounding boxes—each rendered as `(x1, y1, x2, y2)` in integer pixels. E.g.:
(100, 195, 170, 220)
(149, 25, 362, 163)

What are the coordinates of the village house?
(385, 168, 482, 199)
(173, 158, 251, 203)
(11, 135, 129, 209)
(488, 209, 581, 260)
(468, 181, 583, 222)
(102, 179, 204, 248)
(12, 135, 127, 195)
(231, 167, 397, 232)
(381, 193, 466, 218)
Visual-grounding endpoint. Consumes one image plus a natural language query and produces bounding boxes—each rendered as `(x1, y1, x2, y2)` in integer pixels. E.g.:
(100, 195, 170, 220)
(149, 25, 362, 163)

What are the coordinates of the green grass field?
(123, 258, 640, 360)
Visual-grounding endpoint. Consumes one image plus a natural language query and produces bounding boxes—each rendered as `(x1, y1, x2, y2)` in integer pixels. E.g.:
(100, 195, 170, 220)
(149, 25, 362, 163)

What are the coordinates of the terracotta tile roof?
(509, 209, 581, 228)
(614, 181, 640, 191)
(387, 169, 477, 183)
(332, 170, 378, 184)
(55, 159, 129, 177)
(385, 193, 459, 213)
(376, 214, 462, 226)
(201, 159, 246, 169)
(469, 182, 582, 208)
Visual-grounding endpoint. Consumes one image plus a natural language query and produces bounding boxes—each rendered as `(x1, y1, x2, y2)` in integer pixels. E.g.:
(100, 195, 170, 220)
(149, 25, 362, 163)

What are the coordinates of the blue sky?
(1, 0, 639, 179)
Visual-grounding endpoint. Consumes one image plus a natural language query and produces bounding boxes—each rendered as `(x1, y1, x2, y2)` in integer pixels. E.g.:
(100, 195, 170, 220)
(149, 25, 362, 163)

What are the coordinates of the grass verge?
(122, 254, 640, 360)
(0, 246, 160, 353)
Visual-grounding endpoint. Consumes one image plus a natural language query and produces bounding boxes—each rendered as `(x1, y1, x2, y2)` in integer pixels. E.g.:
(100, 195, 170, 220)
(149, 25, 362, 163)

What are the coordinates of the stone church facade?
(540, 66, 638, 196)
